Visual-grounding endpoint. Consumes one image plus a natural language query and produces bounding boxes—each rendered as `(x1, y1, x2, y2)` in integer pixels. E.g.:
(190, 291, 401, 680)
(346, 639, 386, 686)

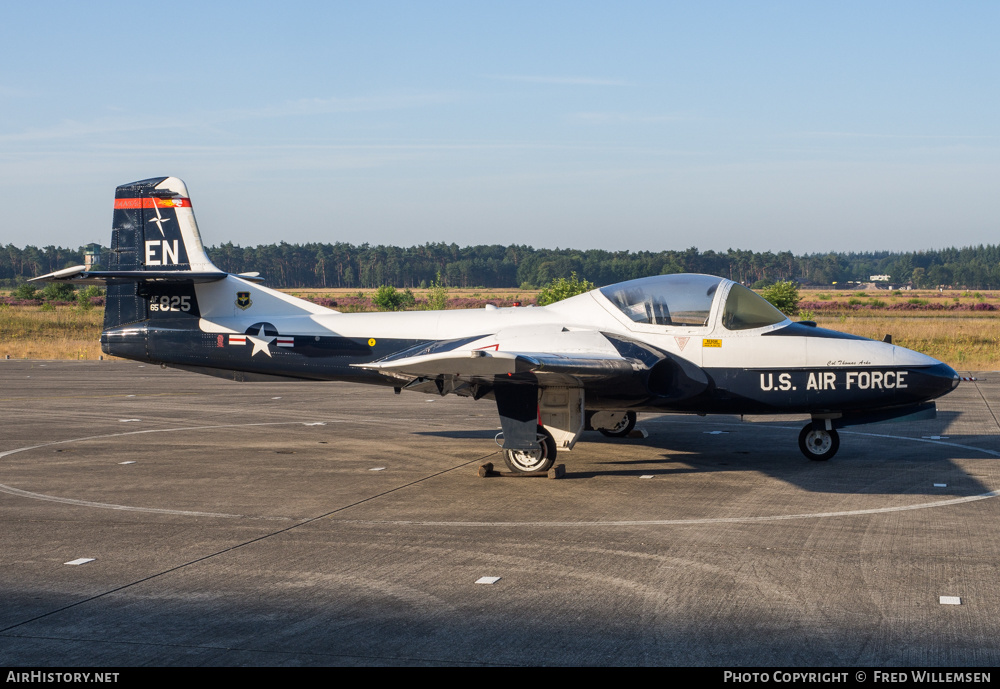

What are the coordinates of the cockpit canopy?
(600, 274, 722, 326)
(598, 274, 788, 330)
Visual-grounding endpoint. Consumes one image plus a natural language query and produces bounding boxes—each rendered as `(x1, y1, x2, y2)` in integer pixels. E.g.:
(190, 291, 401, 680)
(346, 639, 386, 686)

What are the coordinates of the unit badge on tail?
(236, 292, 253, 310)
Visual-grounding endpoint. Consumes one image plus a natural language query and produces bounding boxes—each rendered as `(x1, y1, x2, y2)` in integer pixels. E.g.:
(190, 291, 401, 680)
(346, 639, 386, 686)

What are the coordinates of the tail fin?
(31, 177, 233, 330)
(103, 177, 221, 329)
(109, 176, 218, 274)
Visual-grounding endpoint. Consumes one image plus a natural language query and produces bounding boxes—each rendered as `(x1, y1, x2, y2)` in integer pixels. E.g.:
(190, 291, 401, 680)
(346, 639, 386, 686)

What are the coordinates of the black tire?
(798, 424, 840, 461)
(599, 411, 637, 438)
(502, 425, 557, 473)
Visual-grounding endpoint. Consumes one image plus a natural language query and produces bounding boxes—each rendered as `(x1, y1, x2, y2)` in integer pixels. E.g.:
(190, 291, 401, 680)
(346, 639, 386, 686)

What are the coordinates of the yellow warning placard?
(702, 339, 722, 348)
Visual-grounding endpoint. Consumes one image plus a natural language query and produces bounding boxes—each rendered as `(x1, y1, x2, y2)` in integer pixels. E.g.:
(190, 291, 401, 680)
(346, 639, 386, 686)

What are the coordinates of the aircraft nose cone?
(924, 361, 961, 399)
(945, 363, 961, 391)
(890, 344, 960, 399)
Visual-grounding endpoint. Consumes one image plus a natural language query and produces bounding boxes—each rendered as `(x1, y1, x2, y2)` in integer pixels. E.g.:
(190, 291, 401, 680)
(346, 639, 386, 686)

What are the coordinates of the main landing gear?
(502, 425, 557, 473)
(798, 423, 840, 461)
(598, 410, 637, 438)
(586, 410, 637, 438)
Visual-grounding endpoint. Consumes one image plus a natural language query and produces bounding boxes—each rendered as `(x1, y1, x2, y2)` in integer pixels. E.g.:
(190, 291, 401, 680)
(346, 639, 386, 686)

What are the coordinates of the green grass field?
(0, 304, 105, 359)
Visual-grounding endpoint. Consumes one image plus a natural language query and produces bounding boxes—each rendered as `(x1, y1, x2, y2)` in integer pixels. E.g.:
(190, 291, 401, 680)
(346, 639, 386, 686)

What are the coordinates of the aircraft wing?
(354, 348, 642, 386)
(355, 326, 710, 403)
(357, 333, 710, 453)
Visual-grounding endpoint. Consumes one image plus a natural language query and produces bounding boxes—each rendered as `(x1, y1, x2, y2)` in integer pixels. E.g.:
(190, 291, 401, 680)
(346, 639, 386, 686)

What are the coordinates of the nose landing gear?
(798, 423, 840, 461)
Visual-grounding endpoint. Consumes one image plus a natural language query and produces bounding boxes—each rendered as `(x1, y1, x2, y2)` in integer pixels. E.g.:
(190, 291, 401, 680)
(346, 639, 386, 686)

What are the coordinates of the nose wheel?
(799, 424, 840, 461)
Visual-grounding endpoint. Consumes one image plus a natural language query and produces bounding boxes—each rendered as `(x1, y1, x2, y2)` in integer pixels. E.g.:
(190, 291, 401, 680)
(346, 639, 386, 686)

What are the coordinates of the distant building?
(869, 274, 891, 282)
(84, 244, 101, 270)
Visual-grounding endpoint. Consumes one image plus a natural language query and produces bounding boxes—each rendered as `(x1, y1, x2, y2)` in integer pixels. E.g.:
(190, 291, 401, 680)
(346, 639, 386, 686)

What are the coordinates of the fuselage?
(103, 273, 959, 419)
(38, 176, 961, 466)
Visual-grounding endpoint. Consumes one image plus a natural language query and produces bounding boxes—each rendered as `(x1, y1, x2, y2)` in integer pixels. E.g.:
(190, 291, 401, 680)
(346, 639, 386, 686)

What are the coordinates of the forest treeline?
(4, 242, 1000, 289)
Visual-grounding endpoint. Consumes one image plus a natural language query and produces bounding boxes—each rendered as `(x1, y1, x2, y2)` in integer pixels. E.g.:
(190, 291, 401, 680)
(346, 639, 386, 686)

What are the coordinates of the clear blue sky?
(1, 1, 997, 254)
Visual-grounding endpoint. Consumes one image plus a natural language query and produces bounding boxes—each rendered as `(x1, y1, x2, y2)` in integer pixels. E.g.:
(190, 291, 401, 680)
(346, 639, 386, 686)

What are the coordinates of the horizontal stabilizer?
(30, 267, 260, 285)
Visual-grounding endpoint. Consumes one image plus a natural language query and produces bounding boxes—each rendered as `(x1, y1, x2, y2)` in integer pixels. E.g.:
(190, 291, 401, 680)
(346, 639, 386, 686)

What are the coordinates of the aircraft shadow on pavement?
(418, 411, 997, 496)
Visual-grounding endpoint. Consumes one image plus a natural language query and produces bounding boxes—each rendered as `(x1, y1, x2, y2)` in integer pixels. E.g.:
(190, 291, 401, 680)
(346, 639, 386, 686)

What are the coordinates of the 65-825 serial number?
(148, 295, 191, 312)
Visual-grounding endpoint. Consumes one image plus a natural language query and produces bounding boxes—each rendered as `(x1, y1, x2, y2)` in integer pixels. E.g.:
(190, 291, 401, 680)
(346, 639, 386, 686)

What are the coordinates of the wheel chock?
(478, 462, 566, 479)
(627, 428, 648, 439)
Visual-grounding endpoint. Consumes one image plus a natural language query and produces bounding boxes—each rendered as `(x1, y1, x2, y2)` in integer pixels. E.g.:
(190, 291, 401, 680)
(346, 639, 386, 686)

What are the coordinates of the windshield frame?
(719, 282, 791, 332)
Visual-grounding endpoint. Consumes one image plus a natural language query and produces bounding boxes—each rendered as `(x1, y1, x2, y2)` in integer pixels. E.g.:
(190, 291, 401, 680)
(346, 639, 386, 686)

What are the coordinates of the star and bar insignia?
(227, 324, 293, 357)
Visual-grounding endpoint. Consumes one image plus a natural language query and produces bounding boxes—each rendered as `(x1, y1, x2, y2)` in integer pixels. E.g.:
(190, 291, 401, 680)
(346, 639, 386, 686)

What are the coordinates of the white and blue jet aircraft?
(33, 177, 961, 472)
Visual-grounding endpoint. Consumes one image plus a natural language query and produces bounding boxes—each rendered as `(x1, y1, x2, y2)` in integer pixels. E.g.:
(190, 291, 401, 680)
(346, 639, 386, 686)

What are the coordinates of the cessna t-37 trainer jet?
(33, 177, 961, 473)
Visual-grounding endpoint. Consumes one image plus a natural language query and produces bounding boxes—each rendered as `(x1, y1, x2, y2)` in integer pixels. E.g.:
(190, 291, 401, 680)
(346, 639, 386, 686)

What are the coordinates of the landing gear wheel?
(798, 424, 840, 461)
(599, 411, 637, 438)
(503, 425, 557, 473)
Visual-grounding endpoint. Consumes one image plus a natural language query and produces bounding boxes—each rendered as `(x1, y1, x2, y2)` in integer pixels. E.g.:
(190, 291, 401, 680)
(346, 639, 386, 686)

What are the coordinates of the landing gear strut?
(798, 423, 840, 461)
(502, 425, 557, 473)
